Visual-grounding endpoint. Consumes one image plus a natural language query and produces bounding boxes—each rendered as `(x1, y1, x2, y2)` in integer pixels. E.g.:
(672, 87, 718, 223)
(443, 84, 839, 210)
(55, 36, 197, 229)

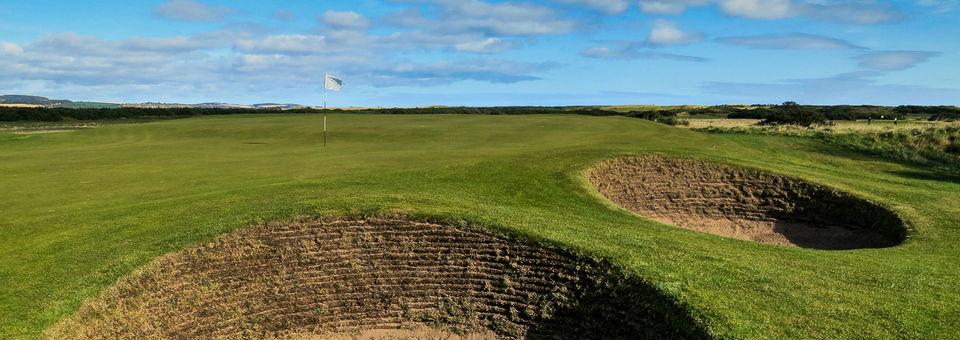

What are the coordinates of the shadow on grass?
(526, 267, 713, 339)
(887, 169, 960, 185)
(802, 141, 960, 184)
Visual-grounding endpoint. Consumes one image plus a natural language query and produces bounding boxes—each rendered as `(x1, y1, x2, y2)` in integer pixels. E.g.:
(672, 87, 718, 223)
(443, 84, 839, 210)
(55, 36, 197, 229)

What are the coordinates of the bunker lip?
(588, 155, 907, 250)
(46, 217, 709, 339)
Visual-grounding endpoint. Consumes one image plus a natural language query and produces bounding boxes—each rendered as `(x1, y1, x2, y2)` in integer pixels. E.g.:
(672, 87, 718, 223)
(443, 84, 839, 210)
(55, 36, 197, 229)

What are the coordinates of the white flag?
(324, 74, 343, 91)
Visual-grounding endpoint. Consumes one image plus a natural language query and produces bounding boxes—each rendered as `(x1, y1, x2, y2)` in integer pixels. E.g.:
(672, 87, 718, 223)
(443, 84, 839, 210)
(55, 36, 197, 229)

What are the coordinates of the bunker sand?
(588, 156, 906, 250)
(46, 218, 708, 339)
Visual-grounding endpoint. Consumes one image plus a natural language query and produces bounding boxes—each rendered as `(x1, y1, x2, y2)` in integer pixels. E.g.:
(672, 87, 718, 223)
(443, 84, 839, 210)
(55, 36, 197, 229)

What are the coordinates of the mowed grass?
(1, 114, 958, 338)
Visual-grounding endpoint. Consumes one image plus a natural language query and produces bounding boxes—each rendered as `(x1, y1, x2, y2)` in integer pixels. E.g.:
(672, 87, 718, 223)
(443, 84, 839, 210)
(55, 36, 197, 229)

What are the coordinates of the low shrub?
(657, 116, 689, 126)
(758, 103, 830, 127)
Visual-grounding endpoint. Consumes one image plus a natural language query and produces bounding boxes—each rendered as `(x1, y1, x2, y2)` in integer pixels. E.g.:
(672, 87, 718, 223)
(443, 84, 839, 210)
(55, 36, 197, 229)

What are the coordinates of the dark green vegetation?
(4, 103, 959, 124)
(1, 114, 958, 338)
(727, 102, 960, 124)
(0, 106, 633, 122)
(700, 124, 960, 171)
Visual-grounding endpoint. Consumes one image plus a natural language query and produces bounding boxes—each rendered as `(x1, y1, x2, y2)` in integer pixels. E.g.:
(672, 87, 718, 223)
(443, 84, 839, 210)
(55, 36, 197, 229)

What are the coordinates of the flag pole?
(323, 80, 327, 148)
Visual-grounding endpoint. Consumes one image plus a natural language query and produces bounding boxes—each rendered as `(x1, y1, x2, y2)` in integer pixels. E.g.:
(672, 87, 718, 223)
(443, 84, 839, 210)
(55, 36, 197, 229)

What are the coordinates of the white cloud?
(395, 0, 577, 36)
(857, 51, 940, 71)
(578, 21, 705, 61)
(235, 35, 327, 54)
(121, 36, 215, 52)
(647, 20, 703, 46)
(0, 42, 24, 55)
(153, 0, 233, 22)
(320, 10, 371, 30)
(555, 0, 631, 14)
(718, 33, 864, 49)
(454, 38, 515, 53)
(718, 0, 794, 19)
(639, 0, 899, 24)
(0, 21, 557, 98)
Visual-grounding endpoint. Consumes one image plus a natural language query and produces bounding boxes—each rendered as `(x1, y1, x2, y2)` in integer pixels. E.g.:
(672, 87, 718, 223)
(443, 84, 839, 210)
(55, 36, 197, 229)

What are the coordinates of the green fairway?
(1, 114, 958, 338)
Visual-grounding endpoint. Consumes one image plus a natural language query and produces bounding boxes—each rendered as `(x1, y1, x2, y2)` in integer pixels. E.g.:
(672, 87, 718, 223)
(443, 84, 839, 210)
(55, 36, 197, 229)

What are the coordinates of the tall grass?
(699, 124, 960, 171)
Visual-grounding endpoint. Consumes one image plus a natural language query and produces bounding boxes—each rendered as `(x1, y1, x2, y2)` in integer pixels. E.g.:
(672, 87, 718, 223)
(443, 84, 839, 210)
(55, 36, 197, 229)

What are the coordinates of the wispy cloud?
(639, 0, 901, 24)
(554, 0, 631, 14)
(367, 59, 560, 86)
(719, 0, 794, 19)
(647, 20, 703, 46)
(320, 10, 371, 30)
(799, 2, 901, 24)
(639, 0, 709, 15)
(0, 42, 25, 55)
(857, 50, 941, 71)
(701, 71, 960, 105)
(453, 38, 516, 53)
(153, 0, 233, 22)
(393, 0, 577, 36)
(580, 45, 708, 62)
(718, 33, 864, 49)
(918, 0, 958, 13)
(580, 20, 705, 61)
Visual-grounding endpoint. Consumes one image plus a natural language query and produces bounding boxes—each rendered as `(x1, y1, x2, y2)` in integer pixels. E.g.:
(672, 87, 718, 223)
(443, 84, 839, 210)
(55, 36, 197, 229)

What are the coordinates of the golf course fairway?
(1, 114, 957, 338)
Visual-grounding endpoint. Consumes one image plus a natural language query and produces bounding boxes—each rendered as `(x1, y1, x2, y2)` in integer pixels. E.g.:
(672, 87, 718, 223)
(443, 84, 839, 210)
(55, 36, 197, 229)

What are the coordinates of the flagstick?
(323, 86, 327, 148)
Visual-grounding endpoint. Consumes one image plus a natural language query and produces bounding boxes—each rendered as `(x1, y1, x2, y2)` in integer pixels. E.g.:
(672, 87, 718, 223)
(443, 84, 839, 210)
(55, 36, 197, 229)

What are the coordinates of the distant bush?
(725, 104, 952, 122)
(758, 102, 830, 127)
(656, 116, 689, 126)
(946, 142, 960, 155)
(897, 105, 960, 117)
(929, 112, 960, 122)
(727, 108, 772, 119)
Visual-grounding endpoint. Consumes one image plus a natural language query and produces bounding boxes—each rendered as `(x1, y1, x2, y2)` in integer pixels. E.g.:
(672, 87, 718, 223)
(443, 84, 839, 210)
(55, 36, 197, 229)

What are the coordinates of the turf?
(0, 114, 958, 338)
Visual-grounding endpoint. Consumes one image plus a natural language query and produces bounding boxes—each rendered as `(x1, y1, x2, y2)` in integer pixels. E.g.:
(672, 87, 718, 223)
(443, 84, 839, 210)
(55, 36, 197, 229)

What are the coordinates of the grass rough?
(1, 114, 958, 339)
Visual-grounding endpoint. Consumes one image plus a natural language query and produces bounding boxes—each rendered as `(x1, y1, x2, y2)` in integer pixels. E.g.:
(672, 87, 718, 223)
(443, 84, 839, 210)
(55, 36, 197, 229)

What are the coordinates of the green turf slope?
(0, 114, 957, 338)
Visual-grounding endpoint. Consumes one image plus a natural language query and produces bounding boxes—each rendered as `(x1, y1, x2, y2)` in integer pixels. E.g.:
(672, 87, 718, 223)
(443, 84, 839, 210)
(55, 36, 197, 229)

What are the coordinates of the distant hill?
(0, 95, 118, 109)
(0, 95, 63, 105)
(1, 95, 306, 109)
(253, 103, 305, 109)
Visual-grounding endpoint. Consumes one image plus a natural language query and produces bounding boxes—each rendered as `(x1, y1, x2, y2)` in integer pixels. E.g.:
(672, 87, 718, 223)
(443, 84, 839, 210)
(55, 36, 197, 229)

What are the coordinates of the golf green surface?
(1, 114, 957, 338)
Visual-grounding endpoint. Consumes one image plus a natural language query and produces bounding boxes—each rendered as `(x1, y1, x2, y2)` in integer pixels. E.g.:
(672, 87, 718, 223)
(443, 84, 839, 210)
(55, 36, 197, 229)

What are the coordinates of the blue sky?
(0, 0, 957, 106)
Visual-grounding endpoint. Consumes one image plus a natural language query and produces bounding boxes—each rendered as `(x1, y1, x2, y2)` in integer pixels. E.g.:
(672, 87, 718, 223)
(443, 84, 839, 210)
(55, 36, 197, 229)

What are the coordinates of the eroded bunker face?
(588, 156, 906, 250)
(48, 219, 708, 339)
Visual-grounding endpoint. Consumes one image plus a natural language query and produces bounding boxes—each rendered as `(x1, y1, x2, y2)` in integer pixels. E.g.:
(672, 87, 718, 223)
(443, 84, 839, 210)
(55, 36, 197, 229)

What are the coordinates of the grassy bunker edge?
(588, 155, 908, 250)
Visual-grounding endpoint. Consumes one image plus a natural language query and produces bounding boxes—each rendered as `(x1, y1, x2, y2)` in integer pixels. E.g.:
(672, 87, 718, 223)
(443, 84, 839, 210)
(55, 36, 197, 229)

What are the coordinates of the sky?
(0, 0, 958, 106)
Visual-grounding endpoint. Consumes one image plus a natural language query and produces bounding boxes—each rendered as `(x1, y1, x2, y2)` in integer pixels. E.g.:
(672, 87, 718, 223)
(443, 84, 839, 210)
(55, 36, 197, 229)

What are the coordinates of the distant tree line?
(726, 103, 960, 125)
(3, 104, 958, 125)
(0, 106, 640, 122)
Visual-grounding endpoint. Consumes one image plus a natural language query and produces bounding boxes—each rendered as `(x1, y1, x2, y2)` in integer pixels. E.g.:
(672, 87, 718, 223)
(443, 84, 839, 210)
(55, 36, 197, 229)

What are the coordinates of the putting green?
(1, 114, 957, 338)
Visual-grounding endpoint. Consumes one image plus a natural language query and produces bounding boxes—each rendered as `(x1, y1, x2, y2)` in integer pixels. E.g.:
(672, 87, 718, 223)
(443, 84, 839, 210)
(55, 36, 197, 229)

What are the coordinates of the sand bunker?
(588, 156, 906, 250)
(47, 218, 708, 339)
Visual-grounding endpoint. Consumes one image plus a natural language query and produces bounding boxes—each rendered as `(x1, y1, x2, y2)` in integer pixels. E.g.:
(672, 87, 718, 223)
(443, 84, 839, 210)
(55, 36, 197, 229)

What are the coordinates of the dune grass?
(694, 119, 960, 171)
(0, 114, 958, 338)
